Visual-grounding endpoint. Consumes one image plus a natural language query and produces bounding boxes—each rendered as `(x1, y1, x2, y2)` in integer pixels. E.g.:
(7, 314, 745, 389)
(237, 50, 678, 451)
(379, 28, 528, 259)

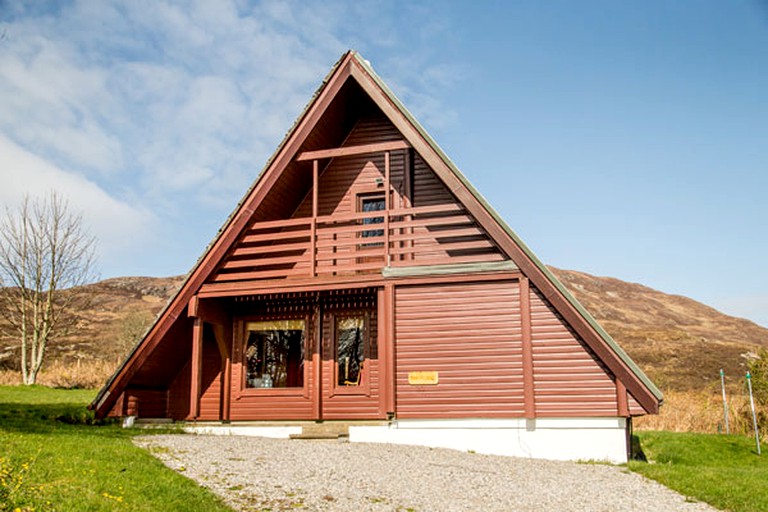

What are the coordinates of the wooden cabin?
(91, 51, 661, 462)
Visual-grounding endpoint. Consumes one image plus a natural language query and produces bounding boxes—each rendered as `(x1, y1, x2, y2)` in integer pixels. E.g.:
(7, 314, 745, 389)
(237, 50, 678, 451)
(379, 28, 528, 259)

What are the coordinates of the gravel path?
(134, 435, 717, 512)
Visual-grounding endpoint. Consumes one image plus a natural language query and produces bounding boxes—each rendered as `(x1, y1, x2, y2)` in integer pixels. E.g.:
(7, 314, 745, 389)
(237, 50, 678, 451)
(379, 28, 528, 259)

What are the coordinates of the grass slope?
(630, 431, 768, 512)
(0, 386, 231, 511)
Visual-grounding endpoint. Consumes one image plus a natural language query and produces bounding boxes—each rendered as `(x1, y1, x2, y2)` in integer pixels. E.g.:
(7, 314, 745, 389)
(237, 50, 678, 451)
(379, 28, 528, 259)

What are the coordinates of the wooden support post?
(616, 378, 629, 417)
(377, 287, 388, 417)
(311, 160, 318, 277)
(222, 348, 232, 421)
(404, 148, 414, 262)
(384, 282, 396, 415)
(312, 304, 322, 419)
(520, 276, 535, 419)
(211, 323, 231, 422)
(384, 151, 391, 266)
(189, 296, 231, 421)
(190, 317, 203, 420)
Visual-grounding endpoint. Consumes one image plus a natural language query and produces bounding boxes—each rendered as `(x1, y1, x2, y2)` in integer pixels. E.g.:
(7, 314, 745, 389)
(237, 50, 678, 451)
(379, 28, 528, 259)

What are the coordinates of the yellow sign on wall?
(408, 371, 439, 385)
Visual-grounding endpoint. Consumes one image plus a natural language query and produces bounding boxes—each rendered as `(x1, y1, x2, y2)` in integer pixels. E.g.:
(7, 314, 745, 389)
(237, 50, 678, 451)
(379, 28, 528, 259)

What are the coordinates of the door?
(318, 300, 384, 420)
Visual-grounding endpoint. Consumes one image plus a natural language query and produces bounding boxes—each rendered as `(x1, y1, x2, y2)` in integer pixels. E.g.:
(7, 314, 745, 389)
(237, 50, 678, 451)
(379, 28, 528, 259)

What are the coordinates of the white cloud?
(0, 26, 123, 173)
(0, 0, 460, 276)
(0, 135, 153, 267)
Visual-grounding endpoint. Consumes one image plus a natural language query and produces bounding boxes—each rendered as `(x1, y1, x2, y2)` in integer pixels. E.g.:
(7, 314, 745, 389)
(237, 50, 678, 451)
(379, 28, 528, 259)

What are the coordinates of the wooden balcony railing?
(213, 204, 505, 282)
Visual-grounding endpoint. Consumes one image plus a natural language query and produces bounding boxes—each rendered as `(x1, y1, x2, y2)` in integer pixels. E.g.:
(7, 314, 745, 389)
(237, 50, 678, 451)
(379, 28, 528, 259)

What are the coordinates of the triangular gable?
(91, 51, 661, 417)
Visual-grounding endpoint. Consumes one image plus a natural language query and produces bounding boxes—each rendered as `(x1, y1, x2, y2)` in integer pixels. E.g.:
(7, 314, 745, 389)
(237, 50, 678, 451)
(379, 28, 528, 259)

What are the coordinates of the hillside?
(550, 267, 767, 391)
(2, 269, 766, 394)
(0, 276, 185, 370)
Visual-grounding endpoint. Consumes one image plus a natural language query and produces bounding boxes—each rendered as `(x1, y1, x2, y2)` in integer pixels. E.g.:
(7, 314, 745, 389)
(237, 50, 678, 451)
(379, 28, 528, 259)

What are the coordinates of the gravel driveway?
(134, 435, 716, 512)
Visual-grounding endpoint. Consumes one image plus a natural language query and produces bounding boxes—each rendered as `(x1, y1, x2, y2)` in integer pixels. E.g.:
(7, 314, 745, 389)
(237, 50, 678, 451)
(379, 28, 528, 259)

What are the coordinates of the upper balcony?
(210, 203, 507, 284)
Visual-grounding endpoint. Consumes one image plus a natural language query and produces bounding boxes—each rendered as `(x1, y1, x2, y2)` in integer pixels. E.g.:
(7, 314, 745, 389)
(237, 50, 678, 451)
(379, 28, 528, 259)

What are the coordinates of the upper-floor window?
(359, 194, 385, 243)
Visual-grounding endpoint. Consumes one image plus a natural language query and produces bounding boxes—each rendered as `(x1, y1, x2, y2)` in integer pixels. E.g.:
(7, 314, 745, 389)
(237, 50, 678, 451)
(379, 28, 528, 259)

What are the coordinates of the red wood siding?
(124, 388, 167, 418)
(209, 115, 504, 283)
(168, 359, 191, 420)
(198, 335, 223, 420)
(628, 392, 646, 416)
(394, 281, 525, 418)
(529, 286, 619, 416)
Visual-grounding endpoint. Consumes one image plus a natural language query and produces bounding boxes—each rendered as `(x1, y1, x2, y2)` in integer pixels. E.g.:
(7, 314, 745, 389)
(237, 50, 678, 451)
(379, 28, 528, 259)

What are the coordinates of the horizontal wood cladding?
(529, 286, 618, 417)
(168, 359, 191, 420)
(123, 388, 167, 418)
(198, 336, 223, 421)
(628, 392, 646, 416)
(395, 281, 525, 418)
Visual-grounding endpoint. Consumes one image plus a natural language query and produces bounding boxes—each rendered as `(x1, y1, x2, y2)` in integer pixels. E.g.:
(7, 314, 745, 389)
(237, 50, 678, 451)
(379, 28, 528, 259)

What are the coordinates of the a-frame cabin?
(91, 51, 661, 462)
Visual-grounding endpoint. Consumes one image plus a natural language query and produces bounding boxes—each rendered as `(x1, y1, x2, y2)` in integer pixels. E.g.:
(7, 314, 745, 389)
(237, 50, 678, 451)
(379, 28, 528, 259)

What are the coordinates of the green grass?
(0, 385, 232, 511)
(629, 430, 768, 512)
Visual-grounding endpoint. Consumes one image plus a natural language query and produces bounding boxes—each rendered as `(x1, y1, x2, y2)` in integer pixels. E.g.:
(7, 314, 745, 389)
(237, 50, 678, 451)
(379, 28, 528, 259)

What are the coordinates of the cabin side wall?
(393, 279, 622, 419)
(529, 286, 619, 416)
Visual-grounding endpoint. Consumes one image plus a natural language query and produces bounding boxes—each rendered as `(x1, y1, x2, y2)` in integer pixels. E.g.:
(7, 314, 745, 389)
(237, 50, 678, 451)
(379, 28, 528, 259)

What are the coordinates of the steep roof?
(91, 50, 662, 417)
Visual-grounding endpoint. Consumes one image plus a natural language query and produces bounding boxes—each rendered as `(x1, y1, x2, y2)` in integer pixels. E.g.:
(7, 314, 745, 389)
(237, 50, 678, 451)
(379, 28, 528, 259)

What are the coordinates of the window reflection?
(337, 315, 365, 386)
(245, 319, 305, 388)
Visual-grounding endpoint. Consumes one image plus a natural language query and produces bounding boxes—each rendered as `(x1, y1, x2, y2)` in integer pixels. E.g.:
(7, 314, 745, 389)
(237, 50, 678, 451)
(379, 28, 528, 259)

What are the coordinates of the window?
(336, 314, 366, 386)
(360, 194, 385, 242)
(244, 319, 305, 388)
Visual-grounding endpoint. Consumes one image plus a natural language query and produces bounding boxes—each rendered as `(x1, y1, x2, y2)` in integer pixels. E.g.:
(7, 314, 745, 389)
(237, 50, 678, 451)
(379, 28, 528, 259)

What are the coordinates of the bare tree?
(0, 192, 98, 384)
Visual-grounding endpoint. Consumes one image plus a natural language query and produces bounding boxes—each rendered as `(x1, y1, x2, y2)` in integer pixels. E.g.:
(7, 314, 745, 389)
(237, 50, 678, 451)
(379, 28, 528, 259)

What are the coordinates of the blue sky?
(1, 1, 766, 327)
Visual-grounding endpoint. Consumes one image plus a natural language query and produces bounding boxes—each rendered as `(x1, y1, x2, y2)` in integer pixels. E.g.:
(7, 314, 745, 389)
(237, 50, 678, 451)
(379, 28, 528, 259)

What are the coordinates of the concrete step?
(288, 433, 343, 440)
(289, 421, 352, 440)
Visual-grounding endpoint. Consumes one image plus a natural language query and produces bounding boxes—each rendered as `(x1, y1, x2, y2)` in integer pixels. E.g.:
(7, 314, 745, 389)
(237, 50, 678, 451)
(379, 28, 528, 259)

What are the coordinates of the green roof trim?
(352, 52, 663, 404)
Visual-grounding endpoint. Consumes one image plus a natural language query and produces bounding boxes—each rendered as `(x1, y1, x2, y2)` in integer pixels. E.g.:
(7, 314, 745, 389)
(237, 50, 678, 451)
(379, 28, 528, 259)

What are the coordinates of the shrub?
(743, 349, 768, 439)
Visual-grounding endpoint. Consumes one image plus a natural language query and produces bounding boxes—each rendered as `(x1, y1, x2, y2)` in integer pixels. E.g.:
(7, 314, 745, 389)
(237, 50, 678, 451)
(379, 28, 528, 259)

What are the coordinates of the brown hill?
(2, 270, 766, 395)
(549, 267, 767, 392)
(0, 275, 184, 370)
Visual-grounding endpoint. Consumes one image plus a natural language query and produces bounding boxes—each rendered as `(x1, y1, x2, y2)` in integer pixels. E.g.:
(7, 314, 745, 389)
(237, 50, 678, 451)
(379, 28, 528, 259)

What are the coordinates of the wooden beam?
(190, 318, 203, 420)
(384, 150, 391, 266)
(189, 297, 230, 327)
(404, 148, 414, 262)
(384, 283, 396, 415)
(377, 287, 388, 418)
(312, 304, 322, 419)
(311, 160, 318, 277)
(199, 269, 520, 298)
(187, 295, 200, 318)
(221, 320, 232, 422)
(296, 140, 409, 161)
(616, 378, 629, 417)
(520, 276, 535, 419)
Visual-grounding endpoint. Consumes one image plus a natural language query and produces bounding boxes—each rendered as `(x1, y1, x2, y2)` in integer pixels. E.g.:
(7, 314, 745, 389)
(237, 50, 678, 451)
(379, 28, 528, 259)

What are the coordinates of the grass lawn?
(629, 430, 768, 512)
(0, 385, 231, 511)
